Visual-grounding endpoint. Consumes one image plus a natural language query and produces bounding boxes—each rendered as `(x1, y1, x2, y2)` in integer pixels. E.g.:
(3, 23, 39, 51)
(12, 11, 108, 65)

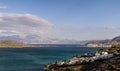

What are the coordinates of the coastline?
(0, 45, 100, 48)
(44, 45, 120, 71)
(44, 55, 120, 71)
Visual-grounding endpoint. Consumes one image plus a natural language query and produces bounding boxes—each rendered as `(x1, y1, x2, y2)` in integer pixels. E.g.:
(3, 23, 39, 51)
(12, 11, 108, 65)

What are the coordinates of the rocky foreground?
(45, 55, 120, 71)
(80, 54, 120, 71)
(44, 45, 120, 71)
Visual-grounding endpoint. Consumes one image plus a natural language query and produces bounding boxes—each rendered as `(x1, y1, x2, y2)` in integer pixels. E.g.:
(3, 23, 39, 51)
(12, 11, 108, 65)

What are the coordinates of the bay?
(0, 47, 100, 71)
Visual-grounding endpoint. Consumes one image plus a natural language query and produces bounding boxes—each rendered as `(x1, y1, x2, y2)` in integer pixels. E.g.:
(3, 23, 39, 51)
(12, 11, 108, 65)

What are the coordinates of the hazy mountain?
(3, 35, 120, 45)
(0, 35, 85, 44)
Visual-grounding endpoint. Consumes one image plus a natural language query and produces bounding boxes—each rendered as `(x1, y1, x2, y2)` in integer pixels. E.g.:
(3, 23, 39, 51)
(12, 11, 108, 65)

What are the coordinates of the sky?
(0, 0, 120, 43)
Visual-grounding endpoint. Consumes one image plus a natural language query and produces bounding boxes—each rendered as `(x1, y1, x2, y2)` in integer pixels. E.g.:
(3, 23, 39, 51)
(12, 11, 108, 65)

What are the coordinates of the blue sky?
(1, 0, 120, 27)
(0, 0, 120, 43)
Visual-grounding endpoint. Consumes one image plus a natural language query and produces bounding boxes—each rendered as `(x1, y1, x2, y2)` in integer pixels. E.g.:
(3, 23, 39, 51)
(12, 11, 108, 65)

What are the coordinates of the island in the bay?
(0, 39, 29, 48)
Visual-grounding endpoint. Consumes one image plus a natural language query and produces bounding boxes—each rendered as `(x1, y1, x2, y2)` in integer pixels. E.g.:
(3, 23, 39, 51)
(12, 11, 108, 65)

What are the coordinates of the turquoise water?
(0, 47, 100, 71)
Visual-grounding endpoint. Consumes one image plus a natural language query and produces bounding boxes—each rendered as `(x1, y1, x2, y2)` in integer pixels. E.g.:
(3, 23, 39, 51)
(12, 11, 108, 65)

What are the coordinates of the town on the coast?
(44, 45, 120, 71)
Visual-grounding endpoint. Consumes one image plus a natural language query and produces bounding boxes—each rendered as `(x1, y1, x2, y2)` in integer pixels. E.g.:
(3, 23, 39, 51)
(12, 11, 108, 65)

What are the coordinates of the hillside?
(80, 55, 120, 71)
(0, 39, 29, 48)
(50, 55, 120, 71)
(44, 45, 120, 71)
(85, 36, 120, 47)
(112, 36, 120, 42)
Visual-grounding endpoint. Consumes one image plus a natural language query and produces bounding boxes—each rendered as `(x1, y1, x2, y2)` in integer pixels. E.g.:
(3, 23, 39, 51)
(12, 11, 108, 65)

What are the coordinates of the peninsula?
(85, 36, 120, 47)
(0, 39, 29, 48)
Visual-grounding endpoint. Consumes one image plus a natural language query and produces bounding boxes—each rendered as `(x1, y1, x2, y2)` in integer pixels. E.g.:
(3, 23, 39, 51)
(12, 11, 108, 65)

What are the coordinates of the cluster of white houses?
(56, 51, 114, 66)
(86, 41, 120, 47)
(86, 43, 112, 47)
(44, 47, 119, 71)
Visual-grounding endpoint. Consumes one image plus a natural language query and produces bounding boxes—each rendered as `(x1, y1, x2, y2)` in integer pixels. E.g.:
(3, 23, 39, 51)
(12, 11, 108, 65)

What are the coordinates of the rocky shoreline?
(44, 45, 120, 71)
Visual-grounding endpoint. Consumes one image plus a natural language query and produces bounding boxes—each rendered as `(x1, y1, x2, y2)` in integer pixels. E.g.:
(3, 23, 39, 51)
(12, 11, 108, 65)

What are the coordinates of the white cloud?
(0, 5, 7, 9)
(0, 13, 120, 44)
(46, 26, 120, 41)
(0, 13, 53, 37)
(0, 13, 57, 43)
(104, 26, 120, 30)
(0, 13, 81, 44)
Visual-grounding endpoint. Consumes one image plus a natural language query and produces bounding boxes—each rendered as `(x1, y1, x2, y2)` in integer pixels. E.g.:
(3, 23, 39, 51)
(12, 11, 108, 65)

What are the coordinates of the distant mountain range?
(1, 35, 120, 47)
(0, 35, 88, 44)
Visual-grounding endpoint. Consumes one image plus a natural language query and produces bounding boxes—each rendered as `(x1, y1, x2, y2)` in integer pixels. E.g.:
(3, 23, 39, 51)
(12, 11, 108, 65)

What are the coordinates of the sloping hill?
(0, 39, 29, 47)
(85, 36, 120, 47)
(86, 39, 112, 44)
(112, 36, 120, 42)
(47, 55, 120, 71)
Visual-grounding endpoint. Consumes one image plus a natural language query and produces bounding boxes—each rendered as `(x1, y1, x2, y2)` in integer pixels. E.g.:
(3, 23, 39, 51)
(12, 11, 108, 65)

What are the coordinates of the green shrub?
(73, 54, 80, 58)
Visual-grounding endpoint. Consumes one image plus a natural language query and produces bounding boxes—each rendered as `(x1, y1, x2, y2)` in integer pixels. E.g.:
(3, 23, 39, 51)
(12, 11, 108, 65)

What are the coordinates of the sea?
(0, 46, 100, 71)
